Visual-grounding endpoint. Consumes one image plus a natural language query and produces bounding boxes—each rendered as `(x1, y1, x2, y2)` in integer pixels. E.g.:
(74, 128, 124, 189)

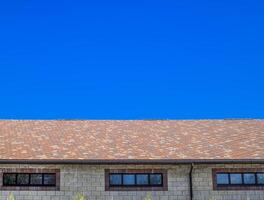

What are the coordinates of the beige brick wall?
(0, 164, 264, 200)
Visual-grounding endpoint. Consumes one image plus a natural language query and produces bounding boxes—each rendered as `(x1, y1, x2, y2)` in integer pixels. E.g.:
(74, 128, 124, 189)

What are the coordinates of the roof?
(0, 120, 264, 164)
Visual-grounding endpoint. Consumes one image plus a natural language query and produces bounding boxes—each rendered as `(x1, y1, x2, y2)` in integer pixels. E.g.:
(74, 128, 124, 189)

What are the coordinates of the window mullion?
(29, 174, 31, 186)
(42, 174, 44, 186)
(148, 174, 150, 186)
(15, 173, 18, 185)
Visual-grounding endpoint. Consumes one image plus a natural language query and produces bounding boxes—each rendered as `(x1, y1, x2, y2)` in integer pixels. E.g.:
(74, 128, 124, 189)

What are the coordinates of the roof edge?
(1, 159, 264, 165)
(0, 119, 263, 121)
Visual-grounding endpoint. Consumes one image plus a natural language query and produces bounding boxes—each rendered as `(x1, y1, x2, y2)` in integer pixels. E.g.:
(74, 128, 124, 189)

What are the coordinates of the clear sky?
(0, 0, 263, 119)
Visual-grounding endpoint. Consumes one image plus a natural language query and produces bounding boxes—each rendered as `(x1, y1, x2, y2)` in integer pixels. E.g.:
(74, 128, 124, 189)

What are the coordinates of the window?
(43, 174, 56, 186)
(150, 174, 162, 185)
(213, 169, 264, 190)
(257, 173, 264, 184)
(3, 173, 56, 186)
(109, 174, 122, 186)
(105, 169, 167, 191)
(30, 174, 43, 185)
(243, 173, 256, 184)
(230, 173, 242, 184)
(0, 168, 60, 191)
(109, 173, 163, 187)
(216, 172, 264, 186)
(136, 174, 148, 185)
(216, 174, 229, 185)
(122, 174, 136, 185)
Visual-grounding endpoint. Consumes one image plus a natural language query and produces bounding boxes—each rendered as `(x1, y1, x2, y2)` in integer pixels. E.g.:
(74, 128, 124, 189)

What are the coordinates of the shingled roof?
(0, 120, 264, 164)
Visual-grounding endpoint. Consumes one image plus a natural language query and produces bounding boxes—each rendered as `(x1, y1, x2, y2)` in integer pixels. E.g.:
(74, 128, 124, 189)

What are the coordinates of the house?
(0, 120, 264, 200)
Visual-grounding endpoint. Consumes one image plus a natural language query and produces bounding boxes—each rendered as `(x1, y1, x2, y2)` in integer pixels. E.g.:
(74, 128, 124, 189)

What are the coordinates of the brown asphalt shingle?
(0, 120, 263, 162)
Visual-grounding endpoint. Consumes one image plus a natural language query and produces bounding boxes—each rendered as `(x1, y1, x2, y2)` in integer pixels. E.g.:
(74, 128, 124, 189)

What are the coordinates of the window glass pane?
(43, 174, 56, 185)
(3, 174, 16, 185)
(17, 174, 29, 185)
(257, 173, 264, 184)
(230, 173, 242, 184)
(150, 174, 162, 185)
(123, 174, 135, 185)
(136, 174, 149, 185)
(30, 174, 43, 185)
(216, 174, 229, 185)
(243, 173, 256, 184)
(109, 174, 122, 185)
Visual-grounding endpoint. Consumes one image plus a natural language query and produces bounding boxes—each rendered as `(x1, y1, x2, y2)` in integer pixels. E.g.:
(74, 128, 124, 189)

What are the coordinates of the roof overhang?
(1, 159, 264, 165)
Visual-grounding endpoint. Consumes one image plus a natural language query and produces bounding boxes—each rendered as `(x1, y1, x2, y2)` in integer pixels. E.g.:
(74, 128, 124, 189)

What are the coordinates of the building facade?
(1, 163, 264, 200)
(0, 120, 264, 200)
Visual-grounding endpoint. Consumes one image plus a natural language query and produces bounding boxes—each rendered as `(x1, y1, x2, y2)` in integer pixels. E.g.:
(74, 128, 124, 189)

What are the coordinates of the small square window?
(243, 174, 256, 184)
(123, 174, 135, 185)
(30, 174, 43, 185)
(136, 174, 149, 185)
(150, 174, 162, 185)
(17, 174, 29, 185)
(109, 174, 122, 186)
(230, 173, 242, 184)
(43, 174, 56, 186)
(216, 173, 229, 185)
(3, 174, 16, 185)
(257, 173, 264, 184)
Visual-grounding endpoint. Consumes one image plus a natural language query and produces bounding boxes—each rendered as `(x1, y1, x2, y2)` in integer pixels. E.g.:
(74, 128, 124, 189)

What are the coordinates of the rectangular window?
(122, 174, 136, 185)
(243, 173, 256, 185)
(109, 173, 163, 187)
(216, 173, 229, 185)
(257, 173, 264, 184)
(30, 174, 43, 185)
(216, 173, 263, 186)
(136, 174, 148, 185)
(230, 173, 242, 184)
(109, 174, 122, 186)
(150, 174, 162, 185)
(105, 169, 167, 191)
(213, 168, 264, 190)
(3, 173, 56, 186)
(0, 169, 60, 191)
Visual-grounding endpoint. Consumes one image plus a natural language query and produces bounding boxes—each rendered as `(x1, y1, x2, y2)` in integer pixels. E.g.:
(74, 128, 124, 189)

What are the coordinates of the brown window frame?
(212, 168, 264, 190)
(0, 168, 60, 191)
(105, 169, 168, 191)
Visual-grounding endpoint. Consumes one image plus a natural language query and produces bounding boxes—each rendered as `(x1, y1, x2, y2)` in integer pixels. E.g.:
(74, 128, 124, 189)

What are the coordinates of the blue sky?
(0, 0, 263, 119)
